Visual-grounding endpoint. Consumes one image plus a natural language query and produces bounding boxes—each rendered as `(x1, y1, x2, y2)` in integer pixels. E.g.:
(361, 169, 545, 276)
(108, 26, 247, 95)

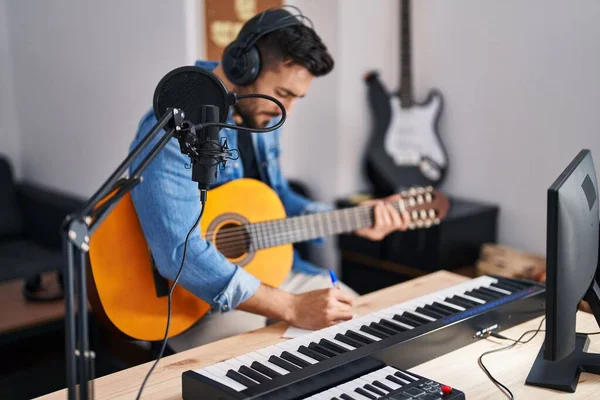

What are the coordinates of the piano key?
(425, 303, 452, 317)
(467, 289, 495, 301)
(392, 314, 419, 327)
(360, 325, 389, 339)
(488, 283, 513, 295)
(492, 280, 520, 293)
(458, 292, 486, 304)
(226, 369, 259, 387)
(416, 306, 445, 319)
(386, 374, 409, 386)
(276, 343, 319, 364)
(478, 286, 506, 299)
(242, 353, 290, 376)
(378, 319, 407, 333)
(497, 277, 529, 290)
(445, 296, 477, 309)
(268, 355, 300, 372)
(370, 322, 398, 336)
(308, 342, 339, 357)
(435, 299, 466, 311)
(364, 383, 386, 396)
(250, 361, 281, 379)
(394, 369, 419, 382)
(372, 380, 393, 393)
(377, 314, 415, 330)
(335, 333, 366, 348)
(370, 371, 401, 391)
(396, 313, 424, 326)
(354, 387, 377, 399)
(431, 301, 460, 314)
(238, 365, 270, 383)
(345, 329, 377, 344)
(339, 382, 372, 400)
(279, 351, 311, 367)
(319, 338, 350, 354)
(339, 394, 357, 400)
(195, 369, 247, 392)
(403, 311, 432, 324)
(298, 345, 329, 361)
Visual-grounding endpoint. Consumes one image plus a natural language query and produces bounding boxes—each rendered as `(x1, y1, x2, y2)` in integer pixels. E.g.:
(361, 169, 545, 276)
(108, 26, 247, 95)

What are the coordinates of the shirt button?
(222, 305, 229, 311)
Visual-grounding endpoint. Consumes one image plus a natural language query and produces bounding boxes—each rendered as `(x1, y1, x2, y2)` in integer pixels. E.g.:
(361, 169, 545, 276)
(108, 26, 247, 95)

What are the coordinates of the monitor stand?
(526, 280, 600, 392)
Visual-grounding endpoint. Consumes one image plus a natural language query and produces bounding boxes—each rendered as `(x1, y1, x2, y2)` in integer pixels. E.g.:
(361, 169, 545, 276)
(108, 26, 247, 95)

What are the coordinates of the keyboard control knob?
(441, 385, 453, 395)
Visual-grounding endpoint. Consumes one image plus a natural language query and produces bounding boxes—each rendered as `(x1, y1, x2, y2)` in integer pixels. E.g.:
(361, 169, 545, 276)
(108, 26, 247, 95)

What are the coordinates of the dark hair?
(256, 24, 334, 77)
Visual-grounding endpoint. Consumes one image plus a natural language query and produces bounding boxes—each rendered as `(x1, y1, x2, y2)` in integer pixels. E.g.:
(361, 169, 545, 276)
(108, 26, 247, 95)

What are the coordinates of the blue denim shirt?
(129, 60, 332, 313)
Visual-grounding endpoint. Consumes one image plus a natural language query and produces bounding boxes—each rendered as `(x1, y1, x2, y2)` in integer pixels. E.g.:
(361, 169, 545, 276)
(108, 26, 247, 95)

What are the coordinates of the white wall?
(411, 0, 600, 254)
(5, 0, 192, 197)
(0, 0, 21, 178)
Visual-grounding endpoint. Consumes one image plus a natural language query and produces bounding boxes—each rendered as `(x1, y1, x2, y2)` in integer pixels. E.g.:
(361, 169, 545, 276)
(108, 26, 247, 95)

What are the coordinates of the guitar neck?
(247, 203, 399, 251)
(400, 0, 413, 108)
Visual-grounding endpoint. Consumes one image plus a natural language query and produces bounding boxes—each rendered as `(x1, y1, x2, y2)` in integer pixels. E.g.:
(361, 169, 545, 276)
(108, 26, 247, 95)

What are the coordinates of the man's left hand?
(354, 194, 411, 241)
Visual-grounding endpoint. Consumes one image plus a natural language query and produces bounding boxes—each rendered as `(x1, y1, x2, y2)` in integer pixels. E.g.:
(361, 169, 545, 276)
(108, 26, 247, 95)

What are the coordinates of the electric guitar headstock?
(395, 186, 450, 229)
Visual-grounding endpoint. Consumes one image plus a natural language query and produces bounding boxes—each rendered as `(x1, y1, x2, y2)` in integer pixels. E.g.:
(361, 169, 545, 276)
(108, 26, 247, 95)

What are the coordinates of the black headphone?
(222, 6, 313, 86)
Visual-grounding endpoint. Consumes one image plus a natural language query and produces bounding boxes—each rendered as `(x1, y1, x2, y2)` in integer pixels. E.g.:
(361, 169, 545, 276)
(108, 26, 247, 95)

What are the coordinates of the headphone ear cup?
(222, 43, 261, 86)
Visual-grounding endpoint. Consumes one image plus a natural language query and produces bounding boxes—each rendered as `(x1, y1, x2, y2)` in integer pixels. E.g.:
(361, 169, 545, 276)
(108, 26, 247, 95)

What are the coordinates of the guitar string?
(202, 205, 376, 253)
(201, 202, 419, 254)
(204, 202, 426, 254)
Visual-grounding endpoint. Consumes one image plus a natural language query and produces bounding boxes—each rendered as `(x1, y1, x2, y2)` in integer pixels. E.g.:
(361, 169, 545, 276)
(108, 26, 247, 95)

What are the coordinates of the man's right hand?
(237, 284, 354, 330)
(287, 288, 354, 330)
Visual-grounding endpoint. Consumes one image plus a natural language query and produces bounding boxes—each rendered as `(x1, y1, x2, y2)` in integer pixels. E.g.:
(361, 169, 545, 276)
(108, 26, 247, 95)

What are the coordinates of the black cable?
(193, 93, 286, 133)
(135, 200, 206, 400)
(478, 317, 546, 400)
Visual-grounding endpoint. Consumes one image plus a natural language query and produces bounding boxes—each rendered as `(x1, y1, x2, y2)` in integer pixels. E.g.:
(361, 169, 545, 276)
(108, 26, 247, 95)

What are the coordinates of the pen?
(329, 269, 340, 289)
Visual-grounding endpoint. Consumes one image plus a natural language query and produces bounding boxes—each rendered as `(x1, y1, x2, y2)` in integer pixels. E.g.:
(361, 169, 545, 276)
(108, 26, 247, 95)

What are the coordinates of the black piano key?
(403, 311, 429, 325)
(498, 279, 527, 292)
(340, 394, 356, 400)
(298, 345, 328, 361)
(360, 325, 389, 339)
(432, 301, 459, 314)
(425, 303, 452, 317)
(478, 286, 506, 298)
(280, 351, 310, 367)
(308, 342, 338, 358)
(320, 338, 349, 354)
(364, 384, 386, 396)
(226, 369, 259, 387)
(355, 387, 377, 399)
(250, 361, 281, 379)
(238, 365, 270, 383)
(372, 380, 393, 392)
(498, 277, 529, 290)
(386, 374, 407, 386)
(269, 355, 300, 372)
(466, 289, 494, 301)
(491, 282, 514, 293)
(379, 319, 407, 333)
(416, 306, 445, 319)
(395, 371, 417, 382)
(346, 329, 376, 344)
(446, 295, 477, 308)
(392, 314, 418, 327)
(335, 333, 365, 348)
(370, 322, 398, 336)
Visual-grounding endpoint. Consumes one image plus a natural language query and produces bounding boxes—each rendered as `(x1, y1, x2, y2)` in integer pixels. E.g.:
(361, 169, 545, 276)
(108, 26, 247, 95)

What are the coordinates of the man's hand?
(354, 194, 411, 241)
(287, 288, 354, 330)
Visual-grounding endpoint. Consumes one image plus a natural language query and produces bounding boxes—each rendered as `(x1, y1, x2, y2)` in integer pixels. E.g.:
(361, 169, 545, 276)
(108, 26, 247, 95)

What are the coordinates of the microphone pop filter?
(153, 66, 230, 125)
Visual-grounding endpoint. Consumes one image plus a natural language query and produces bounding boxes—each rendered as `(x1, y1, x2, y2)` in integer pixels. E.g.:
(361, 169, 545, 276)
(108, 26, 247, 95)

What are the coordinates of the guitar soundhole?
(214, 223, 250, 259)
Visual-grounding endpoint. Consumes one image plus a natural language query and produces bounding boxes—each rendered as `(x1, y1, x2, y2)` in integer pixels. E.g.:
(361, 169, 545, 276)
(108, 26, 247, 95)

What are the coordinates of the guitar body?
(88, 178, 292, 341)
(365, 73, 447, 195)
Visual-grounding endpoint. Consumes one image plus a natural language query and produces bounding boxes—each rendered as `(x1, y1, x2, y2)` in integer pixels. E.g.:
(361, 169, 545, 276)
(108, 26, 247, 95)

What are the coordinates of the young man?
(130, 8, 410, 352)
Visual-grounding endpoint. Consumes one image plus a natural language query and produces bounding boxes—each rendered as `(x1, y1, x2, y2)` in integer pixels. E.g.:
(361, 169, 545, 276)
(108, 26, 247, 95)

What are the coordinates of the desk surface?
(40, 271, 600, 399)
(0, 273, 65, 335)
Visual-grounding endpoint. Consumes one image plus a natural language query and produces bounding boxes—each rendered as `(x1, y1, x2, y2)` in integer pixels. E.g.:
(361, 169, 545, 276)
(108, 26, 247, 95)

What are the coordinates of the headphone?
(222, 6, 313, 86)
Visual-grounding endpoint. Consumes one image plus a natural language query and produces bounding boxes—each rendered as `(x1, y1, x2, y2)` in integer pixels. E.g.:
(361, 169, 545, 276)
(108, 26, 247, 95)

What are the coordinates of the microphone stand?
(62, 108, 185, 400)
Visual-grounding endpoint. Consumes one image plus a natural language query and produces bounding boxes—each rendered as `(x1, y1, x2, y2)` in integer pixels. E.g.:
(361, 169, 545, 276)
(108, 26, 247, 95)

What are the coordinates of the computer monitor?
(526, 149, 600, 392)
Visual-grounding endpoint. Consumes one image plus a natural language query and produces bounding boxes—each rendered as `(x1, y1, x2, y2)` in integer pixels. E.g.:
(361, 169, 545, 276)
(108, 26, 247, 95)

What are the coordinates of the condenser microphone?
(151, 65, 287, 192)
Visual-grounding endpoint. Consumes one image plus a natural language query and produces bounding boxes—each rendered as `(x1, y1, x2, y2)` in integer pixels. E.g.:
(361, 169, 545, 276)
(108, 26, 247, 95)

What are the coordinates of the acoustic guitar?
(365, 0, 449, 195)
(88, 178, 450, 341)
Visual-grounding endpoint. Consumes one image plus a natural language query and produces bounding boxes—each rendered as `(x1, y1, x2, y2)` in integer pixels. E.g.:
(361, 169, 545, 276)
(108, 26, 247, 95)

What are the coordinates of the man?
(130, 8, 410, 352)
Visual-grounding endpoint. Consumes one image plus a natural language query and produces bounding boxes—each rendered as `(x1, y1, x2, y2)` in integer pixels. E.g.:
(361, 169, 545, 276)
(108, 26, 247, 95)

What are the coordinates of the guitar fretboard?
(246, 202, 403, 251)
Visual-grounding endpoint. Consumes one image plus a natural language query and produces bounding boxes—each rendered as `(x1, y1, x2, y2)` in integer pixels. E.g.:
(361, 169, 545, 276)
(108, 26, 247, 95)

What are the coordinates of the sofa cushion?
(0, 240, 63, 283)
(0, 156, 25, 239)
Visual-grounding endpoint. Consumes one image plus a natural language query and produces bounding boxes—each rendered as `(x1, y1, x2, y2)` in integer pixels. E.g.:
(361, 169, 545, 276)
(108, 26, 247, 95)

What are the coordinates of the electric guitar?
(365, 0, 448, 195)
(88, 178, 450, 341)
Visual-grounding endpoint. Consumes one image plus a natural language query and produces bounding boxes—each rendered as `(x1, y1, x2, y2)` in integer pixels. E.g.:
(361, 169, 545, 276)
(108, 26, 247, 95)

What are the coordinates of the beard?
(234, 103, 277, 129)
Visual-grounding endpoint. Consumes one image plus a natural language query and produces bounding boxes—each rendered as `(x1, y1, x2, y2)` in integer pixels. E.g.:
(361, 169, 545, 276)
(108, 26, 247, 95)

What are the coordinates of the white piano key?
(458, 293, 486, 304)
(370, 371, 401, 390)
(381, 366, 410, 384)
(408, 310, 437, 322)
(486, 284, 512, 295)
(195, 369, 247, 392)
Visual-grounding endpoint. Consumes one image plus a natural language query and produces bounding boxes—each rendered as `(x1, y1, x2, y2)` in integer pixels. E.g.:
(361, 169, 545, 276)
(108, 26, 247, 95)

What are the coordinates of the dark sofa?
(0, 155, 83, 298)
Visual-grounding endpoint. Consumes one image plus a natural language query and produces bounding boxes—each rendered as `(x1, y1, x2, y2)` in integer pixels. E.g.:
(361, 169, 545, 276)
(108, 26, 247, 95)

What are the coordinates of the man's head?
(222, 9, 334, 128)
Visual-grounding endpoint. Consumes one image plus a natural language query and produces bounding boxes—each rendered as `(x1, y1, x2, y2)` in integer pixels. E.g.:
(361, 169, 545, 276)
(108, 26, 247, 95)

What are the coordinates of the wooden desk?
(0, 273, 65, 341)
(39, 271, 600, 399)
